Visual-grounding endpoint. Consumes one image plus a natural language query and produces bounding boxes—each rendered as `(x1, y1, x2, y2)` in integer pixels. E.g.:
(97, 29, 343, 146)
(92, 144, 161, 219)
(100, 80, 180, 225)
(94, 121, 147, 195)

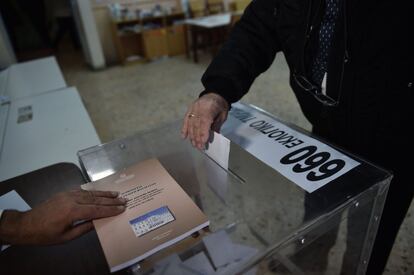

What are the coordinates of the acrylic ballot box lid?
(78, 103, 392, 275)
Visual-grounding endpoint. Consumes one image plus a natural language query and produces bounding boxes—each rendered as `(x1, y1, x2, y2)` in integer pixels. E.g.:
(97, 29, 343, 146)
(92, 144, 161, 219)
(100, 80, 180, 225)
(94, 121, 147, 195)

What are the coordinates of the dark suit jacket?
(201, 0, 413, 178)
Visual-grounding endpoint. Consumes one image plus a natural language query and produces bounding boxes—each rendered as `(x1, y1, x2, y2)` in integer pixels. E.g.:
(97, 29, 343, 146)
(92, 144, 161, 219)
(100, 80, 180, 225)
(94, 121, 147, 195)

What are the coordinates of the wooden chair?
(187, 0, 230, 62)
(230, 0, 251, 25)
(229, 0, 250, 12)
(188, 0, 208, 18)
(207, 0, 225, 15)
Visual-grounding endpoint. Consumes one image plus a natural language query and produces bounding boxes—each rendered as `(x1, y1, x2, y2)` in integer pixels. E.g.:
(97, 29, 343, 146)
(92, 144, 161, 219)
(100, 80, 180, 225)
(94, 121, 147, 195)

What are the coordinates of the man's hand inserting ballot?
(0, 190, 126, 246)
(181, 93, 229, 150)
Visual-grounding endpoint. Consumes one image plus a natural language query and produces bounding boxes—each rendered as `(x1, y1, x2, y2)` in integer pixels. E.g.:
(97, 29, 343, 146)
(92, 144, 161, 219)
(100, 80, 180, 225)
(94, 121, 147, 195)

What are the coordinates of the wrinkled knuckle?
(67, 204, 78, 218)
(199, 116, 208, 123)
(59, 235, 70, 243)
(63, 196, 74, 206)
(56, 192, 67, 201)
(94, 205, 104, 214)
(89, 193, 97, 203)
(112, 206, 122, 214)
(70, 190, 82, 199)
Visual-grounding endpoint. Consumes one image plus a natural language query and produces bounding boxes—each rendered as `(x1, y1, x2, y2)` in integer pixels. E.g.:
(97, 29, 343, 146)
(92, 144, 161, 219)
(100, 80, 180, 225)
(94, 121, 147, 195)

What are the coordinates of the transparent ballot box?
(78, 104, 391, 275)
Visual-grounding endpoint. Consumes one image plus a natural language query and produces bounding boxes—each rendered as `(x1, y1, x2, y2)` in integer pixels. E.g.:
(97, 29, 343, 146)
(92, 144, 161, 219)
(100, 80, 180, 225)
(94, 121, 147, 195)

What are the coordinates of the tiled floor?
(58, 50, 413, 274)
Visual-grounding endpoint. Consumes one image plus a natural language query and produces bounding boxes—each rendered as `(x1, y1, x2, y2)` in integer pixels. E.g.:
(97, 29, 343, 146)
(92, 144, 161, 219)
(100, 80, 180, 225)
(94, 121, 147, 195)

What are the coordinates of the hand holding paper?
(0, 190, 126, 246)
(181, 93, 229, 150)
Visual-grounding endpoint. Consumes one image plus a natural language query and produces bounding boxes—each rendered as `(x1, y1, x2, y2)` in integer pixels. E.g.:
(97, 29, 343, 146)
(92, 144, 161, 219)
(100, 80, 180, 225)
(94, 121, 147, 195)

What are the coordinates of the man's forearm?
(0, 190, 126, 246)
(201, 0, 280, 104)
(0, 210, 26, 245)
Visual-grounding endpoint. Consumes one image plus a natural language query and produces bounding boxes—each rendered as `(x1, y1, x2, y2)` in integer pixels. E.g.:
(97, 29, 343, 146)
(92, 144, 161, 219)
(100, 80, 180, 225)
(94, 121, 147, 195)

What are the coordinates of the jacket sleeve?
(201, 0, 282, 104)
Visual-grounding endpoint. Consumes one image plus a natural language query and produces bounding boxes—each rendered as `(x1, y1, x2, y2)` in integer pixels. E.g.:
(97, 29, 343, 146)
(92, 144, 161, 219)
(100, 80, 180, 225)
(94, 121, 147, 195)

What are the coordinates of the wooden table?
(0, 163, 118, 275)
(185, 13, 232, 63)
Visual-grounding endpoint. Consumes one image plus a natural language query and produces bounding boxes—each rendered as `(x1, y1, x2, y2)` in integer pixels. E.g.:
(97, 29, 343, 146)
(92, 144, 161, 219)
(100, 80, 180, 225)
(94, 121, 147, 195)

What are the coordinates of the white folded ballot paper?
(150, 230, 258, 274)
(202, 132, 232, 202)
(204, 132, 230, 170)
(202, 230, 238, 268)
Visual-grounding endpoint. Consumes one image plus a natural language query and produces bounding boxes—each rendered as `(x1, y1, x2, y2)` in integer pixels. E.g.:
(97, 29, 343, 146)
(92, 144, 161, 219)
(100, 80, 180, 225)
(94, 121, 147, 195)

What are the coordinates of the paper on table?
(215, 244, 258, 275)
(232, 243, 258, 262)
(156, 263, 201, 275)
(0, 190, 30, 211)
(202, 230, 238, 269)
(216, 261, 257, 275)
(0, 190, 31, 251)
(153, 253, 182, 271)
(151, 254, 201, 275)
(204, 132, 230, 170)
(152, 233, 258, 274)
(182, 251, 215, 274)
(185, 14, 231, 28)
(152, 254, 183, 275)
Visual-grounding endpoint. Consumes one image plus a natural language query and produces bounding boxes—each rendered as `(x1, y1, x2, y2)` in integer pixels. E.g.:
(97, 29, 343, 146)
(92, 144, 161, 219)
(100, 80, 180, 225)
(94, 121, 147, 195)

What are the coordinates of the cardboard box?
(142, 28, 168, 59)
(167, 25, 187, 56)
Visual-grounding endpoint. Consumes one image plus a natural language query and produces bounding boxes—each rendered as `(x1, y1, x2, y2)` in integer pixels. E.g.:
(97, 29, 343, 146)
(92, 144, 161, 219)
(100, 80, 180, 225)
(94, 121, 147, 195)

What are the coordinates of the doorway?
(0, 0, 104, 70)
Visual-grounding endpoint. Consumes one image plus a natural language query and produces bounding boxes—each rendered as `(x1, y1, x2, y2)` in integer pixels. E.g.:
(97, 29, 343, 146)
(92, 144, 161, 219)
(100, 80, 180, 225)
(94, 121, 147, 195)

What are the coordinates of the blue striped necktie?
(311, 0, 341, 86)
